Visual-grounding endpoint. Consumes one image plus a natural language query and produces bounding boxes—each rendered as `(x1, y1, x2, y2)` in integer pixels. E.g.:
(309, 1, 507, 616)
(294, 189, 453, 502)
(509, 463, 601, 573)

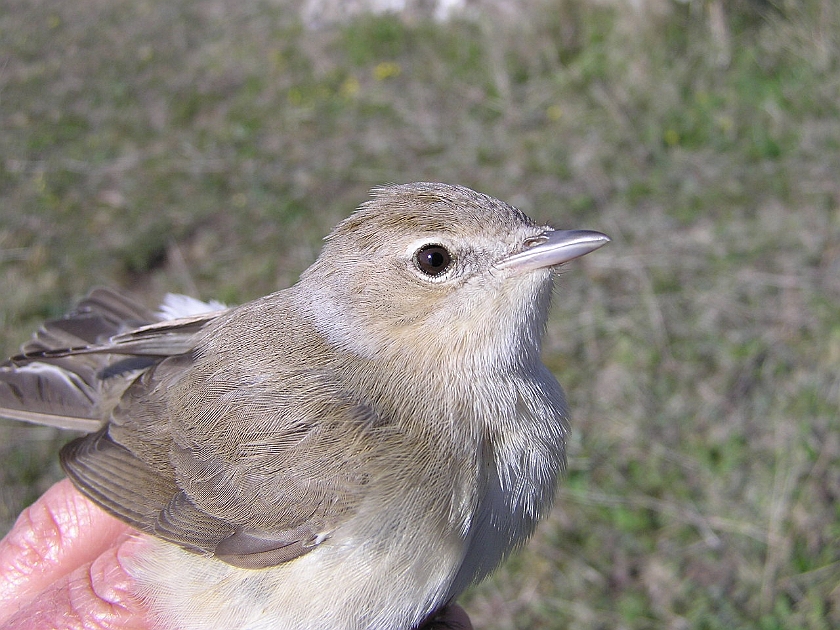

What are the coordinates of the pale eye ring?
(414, 244, 452, 276)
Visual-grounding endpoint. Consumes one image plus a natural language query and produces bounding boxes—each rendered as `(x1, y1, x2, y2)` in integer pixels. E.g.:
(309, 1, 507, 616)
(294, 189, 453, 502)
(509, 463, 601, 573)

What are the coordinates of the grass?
(1, 0, 839, 627)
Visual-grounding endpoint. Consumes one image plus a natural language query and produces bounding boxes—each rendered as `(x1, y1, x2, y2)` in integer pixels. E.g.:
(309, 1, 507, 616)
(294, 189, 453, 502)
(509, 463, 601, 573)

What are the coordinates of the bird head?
(299, 182, 609, 372)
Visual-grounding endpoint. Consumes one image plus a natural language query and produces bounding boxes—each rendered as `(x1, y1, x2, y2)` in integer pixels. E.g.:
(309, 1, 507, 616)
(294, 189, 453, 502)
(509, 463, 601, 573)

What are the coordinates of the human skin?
(0, 479, 148, 629)
(0, 479, 471, 630)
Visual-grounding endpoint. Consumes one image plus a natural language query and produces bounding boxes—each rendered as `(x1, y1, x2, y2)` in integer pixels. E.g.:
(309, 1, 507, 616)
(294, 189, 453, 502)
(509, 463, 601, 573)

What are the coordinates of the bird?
(0, 182, 609, 630)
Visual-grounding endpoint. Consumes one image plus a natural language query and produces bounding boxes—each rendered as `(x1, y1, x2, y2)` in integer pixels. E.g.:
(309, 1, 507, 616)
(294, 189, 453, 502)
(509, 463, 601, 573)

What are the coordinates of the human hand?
(0, 478, 148, 629)
(416, 604, 473, 630)
(0, 479, 471, 630)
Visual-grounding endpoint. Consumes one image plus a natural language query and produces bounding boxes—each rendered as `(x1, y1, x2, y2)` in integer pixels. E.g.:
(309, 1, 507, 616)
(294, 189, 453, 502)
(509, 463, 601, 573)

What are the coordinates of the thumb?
(1, 544, 150, 630)
(0, 479, 150, 629)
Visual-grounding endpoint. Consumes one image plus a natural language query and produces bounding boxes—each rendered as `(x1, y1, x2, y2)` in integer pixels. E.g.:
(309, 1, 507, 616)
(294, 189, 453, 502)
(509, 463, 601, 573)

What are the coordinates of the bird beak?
(496, 229, 610, 273)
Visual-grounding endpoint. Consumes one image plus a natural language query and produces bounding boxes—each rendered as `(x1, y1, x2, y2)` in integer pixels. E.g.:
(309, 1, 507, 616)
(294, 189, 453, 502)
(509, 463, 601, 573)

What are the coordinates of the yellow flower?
(340, 76, 360, 98)
(373, 62, 401, 81)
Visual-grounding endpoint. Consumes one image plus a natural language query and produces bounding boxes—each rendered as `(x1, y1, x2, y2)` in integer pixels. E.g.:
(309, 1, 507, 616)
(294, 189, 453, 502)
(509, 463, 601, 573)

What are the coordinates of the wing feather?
(0, 288, 223, 430)
(10, 288, 378, 570)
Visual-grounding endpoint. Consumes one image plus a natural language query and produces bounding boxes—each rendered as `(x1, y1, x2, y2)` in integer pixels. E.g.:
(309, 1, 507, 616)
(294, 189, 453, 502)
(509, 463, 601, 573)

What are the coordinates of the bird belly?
(124, 526, 465, 630)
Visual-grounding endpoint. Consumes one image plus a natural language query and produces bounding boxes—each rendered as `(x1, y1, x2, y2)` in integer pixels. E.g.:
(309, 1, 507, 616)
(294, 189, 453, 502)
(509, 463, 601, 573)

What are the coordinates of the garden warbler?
(0, 182, 609, 630)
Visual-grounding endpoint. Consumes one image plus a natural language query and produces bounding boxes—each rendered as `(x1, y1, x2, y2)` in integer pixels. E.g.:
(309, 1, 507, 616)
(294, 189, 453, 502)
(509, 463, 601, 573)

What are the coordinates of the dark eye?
(414, 244, 452, 276)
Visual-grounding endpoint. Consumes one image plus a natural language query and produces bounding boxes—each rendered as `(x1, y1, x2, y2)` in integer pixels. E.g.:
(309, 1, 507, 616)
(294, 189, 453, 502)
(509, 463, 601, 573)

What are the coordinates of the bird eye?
(414, 244, 452, 276)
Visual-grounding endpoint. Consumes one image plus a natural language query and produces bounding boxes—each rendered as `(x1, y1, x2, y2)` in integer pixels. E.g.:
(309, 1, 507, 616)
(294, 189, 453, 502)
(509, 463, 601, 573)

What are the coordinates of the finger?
(0, 479, 133, 623)
(419, 603, 474, 630)
(0, 541, 149, 630)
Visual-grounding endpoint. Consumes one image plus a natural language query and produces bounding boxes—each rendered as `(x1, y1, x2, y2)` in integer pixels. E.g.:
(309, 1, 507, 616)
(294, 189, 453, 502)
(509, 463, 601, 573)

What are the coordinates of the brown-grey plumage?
(0, 183, 609, 630)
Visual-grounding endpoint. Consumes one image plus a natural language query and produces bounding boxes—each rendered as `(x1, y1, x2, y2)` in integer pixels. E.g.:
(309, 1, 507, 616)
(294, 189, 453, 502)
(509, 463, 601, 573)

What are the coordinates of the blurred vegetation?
(1, 0, 838, 627)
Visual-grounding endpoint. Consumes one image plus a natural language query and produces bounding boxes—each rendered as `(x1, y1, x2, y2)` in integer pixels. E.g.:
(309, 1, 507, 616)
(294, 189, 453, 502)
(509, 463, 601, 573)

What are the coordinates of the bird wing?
(0, 288, 225, 431)
(60, 301, 381, 569)
(60, 426, 320, 569)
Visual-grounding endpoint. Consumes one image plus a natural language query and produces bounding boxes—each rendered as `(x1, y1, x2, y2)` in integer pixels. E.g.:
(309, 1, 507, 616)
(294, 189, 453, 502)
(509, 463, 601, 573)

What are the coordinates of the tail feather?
(0, 288, 222, 432)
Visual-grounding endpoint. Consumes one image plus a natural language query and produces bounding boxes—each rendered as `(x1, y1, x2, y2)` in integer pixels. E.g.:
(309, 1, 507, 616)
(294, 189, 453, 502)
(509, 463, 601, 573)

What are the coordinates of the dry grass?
(1, 0, 839, 627)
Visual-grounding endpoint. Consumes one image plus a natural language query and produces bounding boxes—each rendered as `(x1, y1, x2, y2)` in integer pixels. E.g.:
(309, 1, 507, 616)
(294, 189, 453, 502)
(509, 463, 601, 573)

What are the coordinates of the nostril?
(523, 234, 549, 249)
